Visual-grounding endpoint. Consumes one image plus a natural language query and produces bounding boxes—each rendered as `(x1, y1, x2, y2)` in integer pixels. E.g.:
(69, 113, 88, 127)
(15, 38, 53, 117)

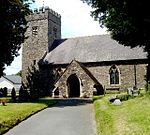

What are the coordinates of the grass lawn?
(0, 98, 56, 135)
(94, 93, 150, 135)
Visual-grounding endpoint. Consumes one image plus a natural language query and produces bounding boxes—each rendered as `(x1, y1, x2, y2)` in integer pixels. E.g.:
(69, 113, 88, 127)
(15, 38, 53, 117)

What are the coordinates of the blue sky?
(4, 0, 107, 75)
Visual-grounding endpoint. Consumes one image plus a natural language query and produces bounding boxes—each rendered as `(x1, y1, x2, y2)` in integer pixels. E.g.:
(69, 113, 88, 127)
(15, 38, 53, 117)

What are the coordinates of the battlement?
(26, 6, 61, 22)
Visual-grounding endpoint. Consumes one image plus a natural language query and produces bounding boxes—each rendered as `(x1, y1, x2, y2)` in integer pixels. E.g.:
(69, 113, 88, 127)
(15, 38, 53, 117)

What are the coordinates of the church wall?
(135, 64, 147, 88)
(88, 63, 147, 91)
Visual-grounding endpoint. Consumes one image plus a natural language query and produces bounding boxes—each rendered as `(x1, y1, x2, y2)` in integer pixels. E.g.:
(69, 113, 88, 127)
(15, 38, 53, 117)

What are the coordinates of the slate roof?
(0, 75, 22, 84)
(49, 39, 67, 51)
(44, 34, 147, 64)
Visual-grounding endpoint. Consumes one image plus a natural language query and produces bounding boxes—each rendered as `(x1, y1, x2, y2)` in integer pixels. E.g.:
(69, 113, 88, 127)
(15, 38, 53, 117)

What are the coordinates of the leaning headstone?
(128, 87, 140, 97)
(132, 87, 140, 96)
(132, 90, 139, 96)
(112, 99, 122, 105)
(127, 87, 133, 96)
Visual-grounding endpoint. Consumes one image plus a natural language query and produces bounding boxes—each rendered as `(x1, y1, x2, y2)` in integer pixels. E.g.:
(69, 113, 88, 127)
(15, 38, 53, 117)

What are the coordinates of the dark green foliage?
(145, 81, 150, 94)
(26, 66, 40, 100)
(11, 87, 16, 102)
(0, 88, 3, 97)
(0, 88, 4, 97)
(26, 65, 40, 100)
(3, 87, 8, 97)
(0, 0, 34, 76)
(19, 86, 30, 101)
(81, 0, 150, 83)
(16, 70, 22, 77)
(26, 64, 56, 100)
(0, 87, 8, 97)
(116, 94, 130, 101)
(19, 86, 24, 101)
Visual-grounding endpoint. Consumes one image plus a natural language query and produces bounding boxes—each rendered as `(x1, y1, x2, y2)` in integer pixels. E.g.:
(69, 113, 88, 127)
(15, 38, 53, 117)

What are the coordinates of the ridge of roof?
(61, 34, 108, 40)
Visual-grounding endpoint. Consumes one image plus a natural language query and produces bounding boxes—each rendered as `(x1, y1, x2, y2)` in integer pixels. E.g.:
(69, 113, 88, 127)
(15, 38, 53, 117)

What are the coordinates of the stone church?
(22, 7, 148, 98)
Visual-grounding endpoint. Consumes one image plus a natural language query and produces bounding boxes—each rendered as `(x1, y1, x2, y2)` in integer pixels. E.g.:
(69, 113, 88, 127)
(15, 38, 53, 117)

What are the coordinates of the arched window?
(109, 65, 119, 84)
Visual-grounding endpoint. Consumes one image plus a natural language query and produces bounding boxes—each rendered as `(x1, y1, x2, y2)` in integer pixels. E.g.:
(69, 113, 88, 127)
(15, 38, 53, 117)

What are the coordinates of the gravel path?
(4, 99, 97, 135)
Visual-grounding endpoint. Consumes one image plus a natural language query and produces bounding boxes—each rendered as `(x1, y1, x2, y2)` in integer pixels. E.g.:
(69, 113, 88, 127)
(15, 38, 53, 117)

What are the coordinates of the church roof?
(44, 34, 147, 64)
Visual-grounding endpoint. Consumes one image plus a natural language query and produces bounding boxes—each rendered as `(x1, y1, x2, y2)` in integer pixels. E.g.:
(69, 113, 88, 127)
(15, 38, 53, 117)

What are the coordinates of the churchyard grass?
(0, 98, 56, 134)
(94, 92, 150, 135)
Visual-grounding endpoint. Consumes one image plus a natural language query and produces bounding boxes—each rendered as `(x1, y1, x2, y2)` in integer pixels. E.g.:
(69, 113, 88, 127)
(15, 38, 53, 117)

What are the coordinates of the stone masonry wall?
(22, 7, 61, 85)
(55, 61, 96, 98)
(88, 63, 147, 91)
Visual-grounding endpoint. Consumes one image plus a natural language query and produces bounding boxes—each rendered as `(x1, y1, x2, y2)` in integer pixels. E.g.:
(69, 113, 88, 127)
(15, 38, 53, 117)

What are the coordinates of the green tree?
(26, 63, 56, 100)
(0, 0, 34, 76)
(16, 70, 22, 77)
(11, 87, 16, 102)
(81, 0, 150, 82)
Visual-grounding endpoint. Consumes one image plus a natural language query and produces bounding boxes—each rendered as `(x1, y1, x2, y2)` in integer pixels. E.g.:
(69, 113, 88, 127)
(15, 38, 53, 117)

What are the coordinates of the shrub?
(0, 87, 8, 97)
(116, 94, 130, 101)
(145, 81, 150, 93)
(19, 86, 30, 102)
(0, 88, 3, 97)
(11, 87, 16, 102)
(3, 87, 8, 97)
(30, 88, 39, 101)
(19, 86, 23, 101)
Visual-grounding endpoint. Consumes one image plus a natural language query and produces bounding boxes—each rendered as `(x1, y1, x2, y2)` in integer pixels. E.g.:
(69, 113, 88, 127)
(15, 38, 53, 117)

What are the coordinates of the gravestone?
(112, 99, 122, 105)
(127, 87, 140, 97)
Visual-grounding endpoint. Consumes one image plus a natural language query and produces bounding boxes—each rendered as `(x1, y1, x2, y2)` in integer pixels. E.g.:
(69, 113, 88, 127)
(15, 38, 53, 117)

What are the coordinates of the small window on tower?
(32, 26, 38, 35)
(53, 27, 57, 39)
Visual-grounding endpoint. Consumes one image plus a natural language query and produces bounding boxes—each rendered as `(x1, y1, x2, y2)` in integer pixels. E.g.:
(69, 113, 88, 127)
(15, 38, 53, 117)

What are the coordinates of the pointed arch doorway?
(67, 74, 80, 97)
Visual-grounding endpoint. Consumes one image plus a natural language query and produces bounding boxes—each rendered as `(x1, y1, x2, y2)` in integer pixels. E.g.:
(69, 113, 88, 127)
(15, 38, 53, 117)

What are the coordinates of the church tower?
(22, 7, 61, 84)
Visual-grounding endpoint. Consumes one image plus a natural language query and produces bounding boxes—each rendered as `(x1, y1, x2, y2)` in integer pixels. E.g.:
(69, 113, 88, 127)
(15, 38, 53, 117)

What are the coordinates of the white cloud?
(4, 48, 22, 75)
(4, 0, 107, 75)
(34, 0, 107, 38)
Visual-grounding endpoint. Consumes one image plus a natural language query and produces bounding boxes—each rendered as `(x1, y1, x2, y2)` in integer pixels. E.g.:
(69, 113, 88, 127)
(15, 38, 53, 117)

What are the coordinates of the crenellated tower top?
(26, 6, 61, 22)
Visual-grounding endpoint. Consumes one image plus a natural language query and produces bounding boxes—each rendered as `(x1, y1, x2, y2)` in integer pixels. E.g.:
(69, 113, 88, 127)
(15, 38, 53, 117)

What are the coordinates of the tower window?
(32, 26, 38, 35)
(109, 65, 119, 84)
(53, 27, 57, 39)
